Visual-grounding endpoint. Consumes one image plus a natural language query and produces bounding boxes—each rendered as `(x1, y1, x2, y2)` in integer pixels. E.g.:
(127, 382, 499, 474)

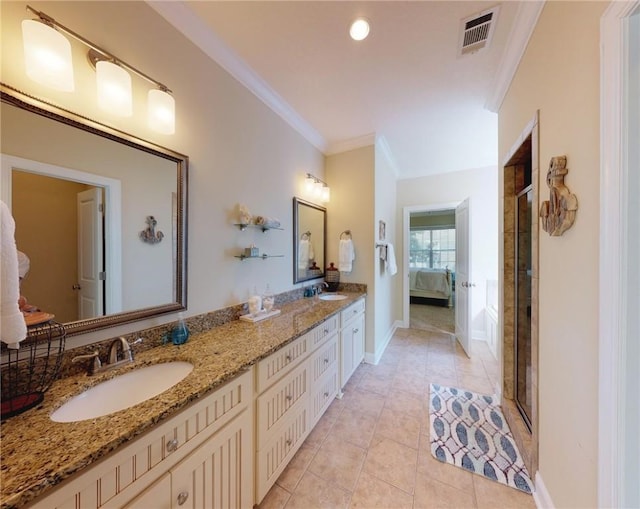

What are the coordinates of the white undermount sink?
(50, 361, 194, 423)
(319, 294, 348, 301)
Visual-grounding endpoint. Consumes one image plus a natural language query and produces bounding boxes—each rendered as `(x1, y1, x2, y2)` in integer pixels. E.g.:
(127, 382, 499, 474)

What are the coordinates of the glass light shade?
(22, 20, 74, 92)
(148, 89, 175, 134)
(321, 186, 331, 203)
(305, 175, 316, 193)
(96, 60, 132, 117)
(314, 181, 324, 197)
(349, 18, 370, 41)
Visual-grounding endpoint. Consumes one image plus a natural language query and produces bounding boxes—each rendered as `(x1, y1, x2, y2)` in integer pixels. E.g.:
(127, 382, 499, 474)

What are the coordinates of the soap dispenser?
(168, 312, 190, 345)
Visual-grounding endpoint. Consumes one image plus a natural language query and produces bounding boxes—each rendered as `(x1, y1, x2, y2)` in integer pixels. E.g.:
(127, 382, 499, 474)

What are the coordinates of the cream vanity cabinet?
(254, 315, 339, 503)
(28, 370, 254, 509)
(339, 298, 366, 391)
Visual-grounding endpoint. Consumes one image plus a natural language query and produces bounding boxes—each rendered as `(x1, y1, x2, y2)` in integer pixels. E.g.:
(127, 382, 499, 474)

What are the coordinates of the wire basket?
(1, 321, 66, 420)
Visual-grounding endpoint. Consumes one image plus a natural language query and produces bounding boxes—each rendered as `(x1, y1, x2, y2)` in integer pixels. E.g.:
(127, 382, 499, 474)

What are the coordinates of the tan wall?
(13, 172, 88, 323)
(498, 2, 608, 507)
(326, 146, 375, 355)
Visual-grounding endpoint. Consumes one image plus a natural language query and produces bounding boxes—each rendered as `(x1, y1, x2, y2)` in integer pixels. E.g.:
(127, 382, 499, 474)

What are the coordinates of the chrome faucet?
(72, 337, 142, 376)
(315, 282, 329, 294)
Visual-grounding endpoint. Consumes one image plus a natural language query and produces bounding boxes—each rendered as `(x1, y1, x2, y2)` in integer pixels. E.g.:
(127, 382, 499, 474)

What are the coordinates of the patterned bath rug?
(429, 383, 534, 494)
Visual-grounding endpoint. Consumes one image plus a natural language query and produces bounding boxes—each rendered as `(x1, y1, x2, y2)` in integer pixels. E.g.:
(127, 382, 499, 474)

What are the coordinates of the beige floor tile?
(340, 387, 386, 417)
(413, 473, 477, 509)
(362, 435, 418, 495)
(276, 443, 317, 492)
(357, 371, 394, 396)
(304, 412, 335, 450)
(257, 483, 291, 509)
(307, 437, 366, 491)
(375, 407, 422, 449)
(284, 471, 352, 509)
(391, 372, 430, 397)
(330, 407, 379, 449)
(457, 373, 495, 395)
(473, 473, 536, 509)
(383, 387, 427, 420)
(348, 471, 414, 509)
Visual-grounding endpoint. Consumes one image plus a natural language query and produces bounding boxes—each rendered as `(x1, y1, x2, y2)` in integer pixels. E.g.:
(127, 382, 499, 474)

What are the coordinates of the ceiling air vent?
(458, 6, 500, 56)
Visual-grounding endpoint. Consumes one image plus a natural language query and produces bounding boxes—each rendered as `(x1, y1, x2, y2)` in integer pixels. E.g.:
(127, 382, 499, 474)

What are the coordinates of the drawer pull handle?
(353, 328, 359, 333)
(324, 392, 329, 398)
(177, 491, 189, 506)
(324, 358, 329, 364)
(286, 394, 293, 401)
(285, 355, 292, 362)
(166, 438, 179, 453)
(323, 329, 329, 334)
(285, 439, 292, 446)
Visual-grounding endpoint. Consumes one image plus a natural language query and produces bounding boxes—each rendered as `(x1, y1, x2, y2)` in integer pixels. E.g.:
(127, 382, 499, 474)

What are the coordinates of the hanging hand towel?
(1, 200, 27, 348)
(298, 239, 315, 270)
(385, 243, 398, 276)
(338, 239, 355, 272)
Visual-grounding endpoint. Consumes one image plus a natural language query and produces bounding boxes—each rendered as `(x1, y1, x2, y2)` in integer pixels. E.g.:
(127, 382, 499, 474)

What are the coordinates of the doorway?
(408, 208, 456, 335)
(501, 114, 539, 477)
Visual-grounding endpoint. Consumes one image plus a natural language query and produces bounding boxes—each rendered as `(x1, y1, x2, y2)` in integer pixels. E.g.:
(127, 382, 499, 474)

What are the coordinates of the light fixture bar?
(306, 173, 328, 187)
(26, 5, 171, 94)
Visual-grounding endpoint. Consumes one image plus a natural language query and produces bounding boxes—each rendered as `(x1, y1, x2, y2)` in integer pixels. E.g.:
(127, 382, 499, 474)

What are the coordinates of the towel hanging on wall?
(339, 238, 355, 272)
(1, 200, 27, 348)
(385, 243, 398, 276)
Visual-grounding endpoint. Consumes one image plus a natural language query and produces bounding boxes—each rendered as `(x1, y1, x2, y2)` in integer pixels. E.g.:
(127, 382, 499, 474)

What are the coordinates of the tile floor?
(258, 325, 537, 509)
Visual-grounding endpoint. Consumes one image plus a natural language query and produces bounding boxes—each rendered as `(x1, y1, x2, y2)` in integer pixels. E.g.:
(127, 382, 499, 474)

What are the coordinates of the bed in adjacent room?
(409, 268, 453, 307)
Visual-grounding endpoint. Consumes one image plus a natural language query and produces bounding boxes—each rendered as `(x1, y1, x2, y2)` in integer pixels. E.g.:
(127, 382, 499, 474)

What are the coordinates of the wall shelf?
(234, 254, 284, 261)
(234, 223, 283, 232)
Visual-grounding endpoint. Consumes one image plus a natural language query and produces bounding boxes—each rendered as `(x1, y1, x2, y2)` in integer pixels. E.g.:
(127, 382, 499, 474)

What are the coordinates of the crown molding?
(485, 0, 545, 113)
(325, 133, 376, 155)
(147, 1, 327, 153)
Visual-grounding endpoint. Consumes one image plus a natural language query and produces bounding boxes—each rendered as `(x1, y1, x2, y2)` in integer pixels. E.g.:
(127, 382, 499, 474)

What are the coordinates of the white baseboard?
(533, 471, 555, 509)
(364, 320, 400, 365)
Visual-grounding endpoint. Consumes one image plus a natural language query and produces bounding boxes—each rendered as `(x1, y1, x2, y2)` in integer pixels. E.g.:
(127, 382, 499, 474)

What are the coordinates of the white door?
(455, 198, 472, 357)
(77, 188, 104, 319)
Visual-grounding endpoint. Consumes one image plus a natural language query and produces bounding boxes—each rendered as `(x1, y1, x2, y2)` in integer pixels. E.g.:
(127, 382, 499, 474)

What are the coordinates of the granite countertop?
(0, 292, 365, 509)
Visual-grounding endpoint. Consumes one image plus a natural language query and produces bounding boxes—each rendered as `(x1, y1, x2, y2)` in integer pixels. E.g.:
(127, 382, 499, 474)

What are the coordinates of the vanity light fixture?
(21, 17, 74, 92)
(305, 173, 330, 203)
(349, 18, 370, 41)
(22, 5, 175, 133)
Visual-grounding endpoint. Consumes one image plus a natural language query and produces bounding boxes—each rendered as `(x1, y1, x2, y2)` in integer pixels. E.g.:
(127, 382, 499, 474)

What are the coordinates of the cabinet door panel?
(171, 410, 252, 509)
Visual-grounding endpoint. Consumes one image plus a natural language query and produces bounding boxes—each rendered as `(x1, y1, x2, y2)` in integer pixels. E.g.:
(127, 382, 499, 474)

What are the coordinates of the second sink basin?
(50, 361, 194, 423)
(319, 294, 348, 301)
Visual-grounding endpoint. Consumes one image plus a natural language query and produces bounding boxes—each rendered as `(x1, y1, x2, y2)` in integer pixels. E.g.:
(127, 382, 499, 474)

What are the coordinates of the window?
(410, 228, 455, 269)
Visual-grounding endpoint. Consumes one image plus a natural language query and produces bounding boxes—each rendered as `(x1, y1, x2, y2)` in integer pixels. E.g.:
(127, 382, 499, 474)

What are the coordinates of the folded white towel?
(1, 200, 27, 348)
(298, 239, 315, 270)
(385, 243, 398, 276)
(338, 239, 355, 272)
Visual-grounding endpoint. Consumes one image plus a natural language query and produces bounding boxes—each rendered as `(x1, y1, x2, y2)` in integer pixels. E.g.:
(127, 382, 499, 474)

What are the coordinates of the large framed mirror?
(293, 197, 326, 284)
(1, 85, 188, 336)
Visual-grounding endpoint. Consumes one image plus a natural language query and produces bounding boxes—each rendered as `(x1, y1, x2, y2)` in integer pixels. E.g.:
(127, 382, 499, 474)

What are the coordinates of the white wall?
(396, 166, 499, 340)
(0, 1, 325, 346)
(498, 2, 608, 506)
(373, 141, 400, 362)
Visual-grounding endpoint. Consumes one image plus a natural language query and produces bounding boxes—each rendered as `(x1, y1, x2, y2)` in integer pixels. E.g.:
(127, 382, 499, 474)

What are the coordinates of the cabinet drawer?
(28, 370, 252, 509)
(308, 315, 339, 351)
(340, 299, 365, 325)
(256, 405, 309, 503)
(309, 367, 338, 427)
(256, 334, 309, 393)
(309, 335, 338, 383)
(256, 361, 308, 449)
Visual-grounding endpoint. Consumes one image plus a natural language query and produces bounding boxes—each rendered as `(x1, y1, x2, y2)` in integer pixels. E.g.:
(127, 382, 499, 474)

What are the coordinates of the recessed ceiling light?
(349, 18, 370, 41)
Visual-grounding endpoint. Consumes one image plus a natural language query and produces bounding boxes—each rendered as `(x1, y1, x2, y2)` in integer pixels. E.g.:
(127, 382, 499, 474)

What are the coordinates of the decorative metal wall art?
(539, 156, 578, 236)
(140, 215, 164, 244)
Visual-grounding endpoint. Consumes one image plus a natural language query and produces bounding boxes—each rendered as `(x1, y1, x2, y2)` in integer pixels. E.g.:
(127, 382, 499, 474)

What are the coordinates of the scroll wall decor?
(539, 156, 578, 236)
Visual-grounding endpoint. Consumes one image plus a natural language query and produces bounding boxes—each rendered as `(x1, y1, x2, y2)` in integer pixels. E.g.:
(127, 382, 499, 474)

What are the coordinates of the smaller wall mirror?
(293, 197, 326, 283)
